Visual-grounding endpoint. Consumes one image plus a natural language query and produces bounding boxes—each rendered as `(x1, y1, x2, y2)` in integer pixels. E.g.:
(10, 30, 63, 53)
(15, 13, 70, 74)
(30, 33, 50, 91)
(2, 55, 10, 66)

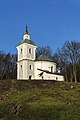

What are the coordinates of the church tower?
(16, 25, 37, 80)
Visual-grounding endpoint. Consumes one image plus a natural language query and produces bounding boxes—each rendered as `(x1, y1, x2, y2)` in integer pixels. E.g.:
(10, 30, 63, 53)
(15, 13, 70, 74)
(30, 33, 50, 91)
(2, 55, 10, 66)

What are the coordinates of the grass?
(0, 80, 80, 120)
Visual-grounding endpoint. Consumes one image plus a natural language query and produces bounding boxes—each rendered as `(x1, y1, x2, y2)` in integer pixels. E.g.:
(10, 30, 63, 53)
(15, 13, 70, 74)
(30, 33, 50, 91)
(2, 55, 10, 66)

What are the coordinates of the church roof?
(18, 39, 36, 46)
(35, 54, 54, 62)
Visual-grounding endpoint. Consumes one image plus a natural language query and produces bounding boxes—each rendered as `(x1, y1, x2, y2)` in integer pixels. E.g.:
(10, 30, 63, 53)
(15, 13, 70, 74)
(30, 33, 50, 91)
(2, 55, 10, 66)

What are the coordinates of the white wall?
(42, 72, 64, 81)
(17, 60, 27, 79)
(27, 60, 35, 79)
(34, 61, 64, 81)
(17, 43, 37, 61)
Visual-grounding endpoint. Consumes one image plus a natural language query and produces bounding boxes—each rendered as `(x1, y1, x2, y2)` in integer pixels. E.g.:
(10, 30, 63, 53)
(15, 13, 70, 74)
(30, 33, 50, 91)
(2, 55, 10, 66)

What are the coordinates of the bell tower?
(16, 25, 37, 80)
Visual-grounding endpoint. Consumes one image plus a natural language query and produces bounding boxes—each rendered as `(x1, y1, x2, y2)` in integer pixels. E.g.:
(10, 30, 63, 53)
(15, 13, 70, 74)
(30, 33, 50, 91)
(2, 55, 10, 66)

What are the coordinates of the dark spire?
(26, 24, 29, 34)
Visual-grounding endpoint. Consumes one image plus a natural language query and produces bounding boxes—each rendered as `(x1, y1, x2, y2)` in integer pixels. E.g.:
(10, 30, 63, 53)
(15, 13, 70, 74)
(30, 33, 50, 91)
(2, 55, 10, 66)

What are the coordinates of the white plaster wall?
(16, 43, 37, 61)
(17, 61, 23, 79)
(34, 61, 56, 78)
(17, 60, 27, 80)
(16, 44, 24, 61)
(27, 60, 35, 79)
(43, 72, 64, 81)
(23, 60, 27, 79)
(27, 44, 37, 60)
(17, 59, 64, 81)
(34, 61, 64, 81)
(17, 60, 35, 80)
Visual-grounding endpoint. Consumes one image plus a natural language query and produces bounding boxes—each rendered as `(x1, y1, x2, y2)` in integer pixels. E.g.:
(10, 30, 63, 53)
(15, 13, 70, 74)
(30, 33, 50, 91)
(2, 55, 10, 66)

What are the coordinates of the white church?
(16, 26, 64, 81)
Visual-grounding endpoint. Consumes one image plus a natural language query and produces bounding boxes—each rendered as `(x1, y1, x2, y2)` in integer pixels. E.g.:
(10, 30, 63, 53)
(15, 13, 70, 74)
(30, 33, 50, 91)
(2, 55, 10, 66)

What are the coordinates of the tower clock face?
(27, 35, 28, 38)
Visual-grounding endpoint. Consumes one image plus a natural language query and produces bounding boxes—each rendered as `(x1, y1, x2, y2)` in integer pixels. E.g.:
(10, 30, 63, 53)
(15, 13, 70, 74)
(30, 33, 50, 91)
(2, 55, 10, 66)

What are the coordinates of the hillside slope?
(0, 80, 80, 120)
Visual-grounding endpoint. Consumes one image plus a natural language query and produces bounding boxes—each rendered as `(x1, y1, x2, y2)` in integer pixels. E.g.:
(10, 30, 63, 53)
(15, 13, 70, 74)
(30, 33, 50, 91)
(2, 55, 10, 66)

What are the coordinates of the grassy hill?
(0, 80, 80, 120)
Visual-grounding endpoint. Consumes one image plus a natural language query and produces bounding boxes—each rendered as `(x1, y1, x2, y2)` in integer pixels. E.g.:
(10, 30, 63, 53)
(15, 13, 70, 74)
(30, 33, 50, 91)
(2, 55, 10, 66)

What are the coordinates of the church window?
(30, 65, 31, 69)
(21, 48, 22, 54)
(20, 65, 22, 70)
(42, 76, 43, 79)
(29, 48, 31, 54)
(51, 66, 53, 73)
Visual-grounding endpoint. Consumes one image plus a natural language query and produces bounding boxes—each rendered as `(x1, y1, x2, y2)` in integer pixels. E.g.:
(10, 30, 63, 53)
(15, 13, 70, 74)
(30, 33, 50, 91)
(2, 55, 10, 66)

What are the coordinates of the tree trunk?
(70, 68, 73, 82)
(73, 64, 77, 82)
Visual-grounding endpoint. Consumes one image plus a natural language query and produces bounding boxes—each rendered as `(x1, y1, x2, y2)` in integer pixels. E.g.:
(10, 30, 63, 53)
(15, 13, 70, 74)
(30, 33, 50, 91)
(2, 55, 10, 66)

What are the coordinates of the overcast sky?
(0, 0, 80, 53)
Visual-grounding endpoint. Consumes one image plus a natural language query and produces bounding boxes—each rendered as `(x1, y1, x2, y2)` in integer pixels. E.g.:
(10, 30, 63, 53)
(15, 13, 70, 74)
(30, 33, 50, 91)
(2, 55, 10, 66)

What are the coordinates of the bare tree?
(0, 51, 17, 80)
(36, 46, 53, 59)
(54, 41, 80, 82)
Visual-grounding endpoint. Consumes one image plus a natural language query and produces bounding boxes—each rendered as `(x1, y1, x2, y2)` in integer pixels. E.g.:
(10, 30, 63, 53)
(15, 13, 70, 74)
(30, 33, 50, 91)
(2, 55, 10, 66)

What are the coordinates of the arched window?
(29, 48, 31, 54)
(51, 66, 53, 73)
(20, 65, 22, 70)
(21, 48, 22, 54)
(30, 65, 31, 69)
(42, 76, 43, 79)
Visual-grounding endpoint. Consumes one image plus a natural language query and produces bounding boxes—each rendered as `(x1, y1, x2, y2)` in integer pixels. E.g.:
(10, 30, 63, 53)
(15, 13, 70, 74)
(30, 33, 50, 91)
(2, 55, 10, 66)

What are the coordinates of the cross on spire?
(26, 24, 29, 34)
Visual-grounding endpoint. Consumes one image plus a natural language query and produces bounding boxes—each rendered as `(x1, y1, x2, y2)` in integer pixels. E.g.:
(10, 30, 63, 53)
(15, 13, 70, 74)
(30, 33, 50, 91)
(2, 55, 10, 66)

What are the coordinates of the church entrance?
(29, 75, 32, 80)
